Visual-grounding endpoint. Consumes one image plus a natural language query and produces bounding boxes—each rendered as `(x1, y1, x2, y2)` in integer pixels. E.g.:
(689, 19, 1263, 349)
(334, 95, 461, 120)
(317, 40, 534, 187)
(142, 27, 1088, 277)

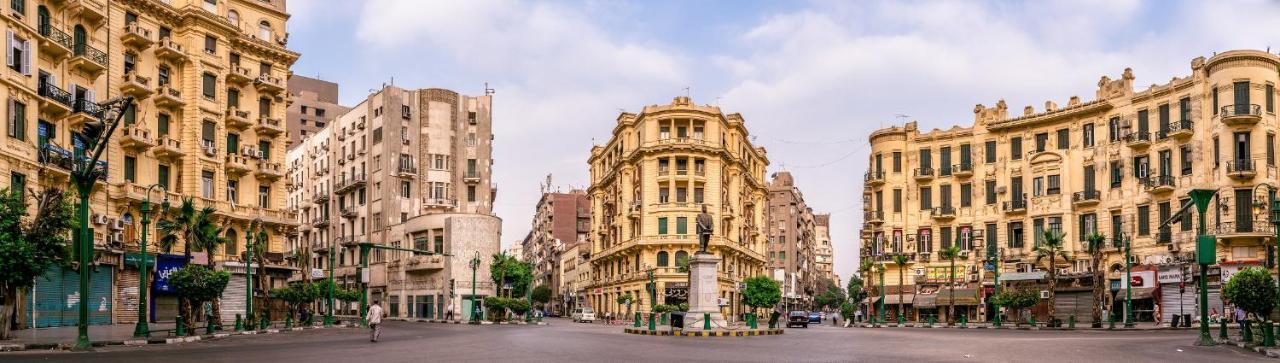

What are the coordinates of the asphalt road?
(4, 319, 1267, 362)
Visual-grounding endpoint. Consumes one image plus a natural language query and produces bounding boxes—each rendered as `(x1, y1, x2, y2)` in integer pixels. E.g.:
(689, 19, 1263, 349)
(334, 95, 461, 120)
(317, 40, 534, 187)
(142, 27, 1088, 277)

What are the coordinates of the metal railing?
(39, 82, 72, 108)
(864, 170, 885, 182)
(1144, 175, 1175, 189)
(1221, 104, 1261, 118)
(1124, 131, 1151, 144)
(1227, 160, 1255, 174)
(1216, 220, 1274, 235)
(953, 163, 973, 174)
(1157, 119, 1193, 138)
(73, 99, 103, 118)
(913, 168, 935, 178)
(39, 25, 74, 50)
(932, 206, 955, 217)
(73, 44, 108, 67)
(1072, 190, 1101, 203)
(1002, 195, 1027, 212)
(864, 210, 884, 222)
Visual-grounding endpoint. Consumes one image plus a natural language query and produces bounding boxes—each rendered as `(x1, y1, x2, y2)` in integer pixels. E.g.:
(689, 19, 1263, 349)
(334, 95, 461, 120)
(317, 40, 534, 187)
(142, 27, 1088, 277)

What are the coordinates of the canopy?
(914, 289, 980, 308)
(869, 294, 915, 305)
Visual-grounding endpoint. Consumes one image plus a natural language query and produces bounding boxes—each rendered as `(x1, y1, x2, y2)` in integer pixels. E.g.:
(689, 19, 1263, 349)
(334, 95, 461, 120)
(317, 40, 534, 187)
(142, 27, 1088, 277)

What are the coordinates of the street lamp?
(877, 260, 886, 325)
(245, 218, 263, 328)
(991, 247, 1002, 328)
(470, 251, 482, 324)
(1122, 232, 1134, 329)
(326, 236, 339, 326)
(645, 265, 656, 331)
(132, 185, 168, 338)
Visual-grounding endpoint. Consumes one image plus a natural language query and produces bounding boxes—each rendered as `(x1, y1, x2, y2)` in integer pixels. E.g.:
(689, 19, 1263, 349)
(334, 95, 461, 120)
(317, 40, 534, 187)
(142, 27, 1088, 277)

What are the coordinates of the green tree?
(939, 246, 961, 325)
(846, 275, 865, 305)
(169, 265, 231, 334)
(1033, 230, 1070, 324)
(892, 254, 910, 321)
(616, 292, 634, 319)
(812, 278, 846, 310)
(858, 260, 875, 314)
(742, 276, 782, 317)
(1084, 232, 1107, 328)
(531, 284, 552, 308)
(0, 188, 74, 340)
(992, 288, 1040, 324)
(246, 219, 271, 323)
(1223, 267, 1277, 319)
(157, 198, 225, 328)
(490, 253, 532, 298)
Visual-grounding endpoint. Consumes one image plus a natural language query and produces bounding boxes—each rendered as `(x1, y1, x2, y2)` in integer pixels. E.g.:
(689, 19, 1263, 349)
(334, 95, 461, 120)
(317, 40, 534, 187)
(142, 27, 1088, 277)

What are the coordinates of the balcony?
(864, 210, 884, 224)
(38, 144, 106, 181)
(1071, 190, 1101, 207)
(1226, 160, 1256, 179)
(334, 173, 367, 194)
(70, 45, 108, 76)
(67, 0, 107, 26)
(1143, 175, 1175, 194)
(255, 161, 284, 181)
(118, 125, 155, 152)
(423, 197, 457, 209)
(913, 168, 935, 181)
(224, 155, 251, 177)
(153, 86, 184, 109)
(1124, 131, 1151, 148)
(154, 37, 187, 62)
(119, 72, 154, 99)
(254, 74, 285, 94)
(1215, 220, 1274, 241)
(1159, 120, 1193, 140)
(396, 165, 418, 176)
(66, 99, 103, 131)
(952, 163, 973, 178)
(152, 136, 184, 162)
(37, 25, 73, 60)
(464, 173, 481, 183)
(340, 207, 358, 219)
(864, 170, 886, 186)
(120, 22, 154, 49)
(311, 216, 330, 228)
(313, 191, 329, 204)
(1220, 104, 1261, 126)
(931, 206, 956, 220)
(37, 82, 73, 117)
(226, 65, 253, 85)
(404, 254, 446, 271)
(255, 116, 284, 136)
(1002, 196, 1027, 214)
(224, 107, 251, 130)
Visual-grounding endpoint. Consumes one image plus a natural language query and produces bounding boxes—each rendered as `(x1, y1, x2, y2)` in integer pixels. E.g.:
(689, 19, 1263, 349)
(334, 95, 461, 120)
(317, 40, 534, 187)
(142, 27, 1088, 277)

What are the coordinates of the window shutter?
(69, 82, 77, 106)
(5, 30, 12, 67)
(21, 39, 30, 75)
(7, 98, 15, 137)
(86, 88, 95, 103)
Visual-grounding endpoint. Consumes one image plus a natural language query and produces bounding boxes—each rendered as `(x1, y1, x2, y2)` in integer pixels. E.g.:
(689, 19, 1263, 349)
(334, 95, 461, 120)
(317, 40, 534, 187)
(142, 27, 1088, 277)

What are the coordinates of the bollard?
(206, 314, 215, 334)
(898, 314, 905, 326)
(959, 314, 967, 328)
(1029, 315, 1037, 328)
(1220, 318, 1228, 340)
(704, 313, 712, 330)
(261, 316, 270, 330)
(634, 312, 642, 327)
(1243, 320, 1254, 344)
(235, 314, 243, 331)
(928, 315, 936, 327)
(286, 316, 293, 329)
(1108, 313, 1115, 329)
(648, 313, 655, 331)
(1264, 321, 1275, 347)
(176, 315, 185, 336)
(1068, 315, 1075, 329)
(661, 313, 668, 326)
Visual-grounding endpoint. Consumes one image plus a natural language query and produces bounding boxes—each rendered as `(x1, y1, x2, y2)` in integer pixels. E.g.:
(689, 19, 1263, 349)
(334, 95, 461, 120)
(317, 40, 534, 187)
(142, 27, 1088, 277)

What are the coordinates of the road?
(5, 319, 1265, 362)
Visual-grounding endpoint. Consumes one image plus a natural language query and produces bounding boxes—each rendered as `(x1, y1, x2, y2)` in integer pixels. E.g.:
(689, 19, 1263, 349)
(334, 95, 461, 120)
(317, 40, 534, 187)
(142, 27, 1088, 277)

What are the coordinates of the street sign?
(984, 262, 994, 271)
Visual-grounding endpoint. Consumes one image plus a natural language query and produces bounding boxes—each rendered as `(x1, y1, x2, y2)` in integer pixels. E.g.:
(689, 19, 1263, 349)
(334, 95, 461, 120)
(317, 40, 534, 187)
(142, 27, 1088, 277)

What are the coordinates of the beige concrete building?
(586, 96, 770, 320)
(766, 171, 818, 308)
(861, 49, 1280, 324)
(285, 74, 346, 149)
(2, 0, 298, 328)
(287, 85, 500, 321)
(558, 241, 589, 313)
(521, 183, 590, 314)
(814, 214, 835, 283)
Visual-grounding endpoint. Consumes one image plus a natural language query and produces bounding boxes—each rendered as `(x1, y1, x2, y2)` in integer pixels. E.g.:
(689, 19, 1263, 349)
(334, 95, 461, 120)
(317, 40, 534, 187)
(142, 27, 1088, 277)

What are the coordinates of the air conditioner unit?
(204, 146, 217, 156)
(1040, 290, 1050, 299)
(93, 214, 109, 225)
(111, 232, 124, 243)
(253, 150, 264, 159)
(996, 186, 1007, 194)
(959, 251, 970, 258)
(111, 219, 126, 230)
(1057, 268, 1069, 275)
(242, 146, 255, 156)
(915, 268, 926, 276)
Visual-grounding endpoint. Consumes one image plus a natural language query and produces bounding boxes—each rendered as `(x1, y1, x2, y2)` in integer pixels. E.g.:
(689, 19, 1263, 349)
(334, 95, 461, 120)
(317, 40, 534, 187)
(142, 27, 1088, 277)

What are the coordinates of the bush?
(170, 265, 231, 303)
(677, 303, 689, 312)
(508, 299, 531, 315)
(742, 276, 781, 311)
(1224, 267, 1277, 319)
(840, 302, 858, 321)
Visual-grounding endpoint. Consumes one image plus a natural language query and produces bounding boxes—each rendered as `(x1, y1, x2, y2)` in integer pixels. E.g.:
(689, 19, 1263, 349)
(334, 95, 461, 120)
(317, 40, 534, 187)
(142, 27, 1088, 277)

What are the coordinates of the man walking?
(368, 300, 384, 342)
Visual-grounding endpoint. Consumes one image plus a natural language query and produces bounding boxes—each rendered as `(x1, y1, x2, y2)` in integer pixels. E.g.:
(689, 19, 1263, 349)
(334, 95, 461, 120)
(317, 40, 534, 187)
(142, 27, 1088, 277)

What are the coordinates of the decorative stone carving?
(1045, 101, 1058, 112)
(1068, 96, 1080, 107)
(974, 100, 1008, 125)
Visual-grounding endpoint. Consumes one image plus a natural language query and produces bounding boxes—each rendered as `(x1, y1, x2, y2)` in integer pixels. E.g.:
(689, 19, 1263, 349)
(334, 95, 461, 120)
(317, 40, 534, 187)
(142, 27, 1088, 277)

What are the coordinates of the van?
(571, 307, 596, 323)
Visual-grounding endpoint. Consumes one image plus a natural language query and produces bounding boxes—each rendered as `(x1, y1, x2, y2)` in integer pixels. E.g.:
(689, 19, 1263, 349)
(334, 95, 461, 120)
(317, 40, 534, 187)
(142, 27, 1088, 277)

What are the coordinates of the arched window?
(258, 20, 271, 40)
(227, 10, 239, 26)
(656, 251, 669, 267)
(675, 250, 689, 266)
(37, 6, 49, 34)
(73, 25, 86, 54)
(226, 229, 238, 256)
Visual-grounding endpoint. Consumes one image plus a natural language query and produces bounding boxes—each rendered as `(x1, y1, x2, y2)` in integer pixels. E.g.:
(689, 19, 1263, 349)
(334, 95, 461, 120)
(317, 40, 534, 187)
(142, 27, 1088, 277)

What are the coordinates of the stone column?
(685, 252, 728, 330)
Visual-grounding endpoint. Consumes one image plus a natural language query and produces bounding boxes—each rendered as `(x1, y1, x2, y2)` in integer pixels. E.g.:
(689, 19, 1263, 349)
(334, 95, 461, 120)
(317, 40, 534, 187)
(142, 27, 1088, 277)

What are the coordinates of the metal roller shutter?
(27, 266, 113, 327)
(1052, 292, 1094, 324)
(223, 277, 246, 323)
(88, 267, 114, 325)
(1160, 283, 1196, 324)
(117, 269, 140, 324)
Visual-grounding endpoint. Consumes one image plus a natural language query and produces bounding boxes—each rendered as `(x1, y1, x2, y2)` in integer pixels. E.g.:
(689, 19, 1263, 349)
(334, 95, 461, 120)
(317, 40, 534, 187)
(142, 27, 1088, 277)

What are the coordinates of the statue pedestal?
(685, 252, 728, 331)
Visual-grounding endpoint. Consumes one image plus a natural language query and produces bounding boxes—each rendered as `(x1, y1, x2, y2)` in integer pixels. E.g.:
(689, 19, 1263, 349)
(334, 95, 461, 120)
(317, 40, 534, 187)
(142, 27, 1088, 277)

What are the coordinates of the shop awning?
(1000, 271, 1047, 282)
(1115, 286, 1157, 300)
(914, 294, 938, 308)
(870, 294, 915, 305)
(936, 288, 981, 305)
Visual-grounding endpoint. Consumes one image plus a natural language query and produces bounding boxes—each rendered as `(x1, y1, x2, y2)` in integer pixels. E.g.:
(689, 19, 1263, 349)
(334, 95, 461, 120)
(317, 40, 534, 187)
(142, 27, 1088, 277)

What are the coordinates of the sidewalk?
(3, 322, 178, 347)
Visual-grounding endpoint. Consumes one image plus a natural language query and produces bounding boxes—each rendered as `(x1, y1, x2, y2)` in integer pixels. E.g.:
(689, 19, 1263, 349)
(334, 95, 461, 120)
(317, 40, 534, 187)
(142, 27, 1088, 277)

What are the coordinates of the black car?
(786, 311, 809, 328)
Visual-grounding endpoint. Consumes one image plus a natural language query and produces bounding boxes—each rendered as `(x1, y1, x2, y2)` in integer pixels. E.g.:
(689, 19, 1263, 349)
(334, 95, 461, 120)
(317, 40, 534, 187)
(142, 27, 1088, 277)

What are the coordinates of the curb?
(623, 328, 784, 337)
(2, 323, 358, 352)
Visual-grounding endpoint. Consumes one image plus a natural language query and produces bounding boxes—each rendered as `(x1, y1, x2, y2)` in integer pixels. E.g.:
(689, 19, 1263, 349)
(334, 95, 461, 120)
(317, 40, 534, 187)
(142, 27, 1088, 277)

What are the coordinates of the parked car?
(809, 312, 822, 323)
(571, 307, 596, 323)
(787, 311, 810, 328)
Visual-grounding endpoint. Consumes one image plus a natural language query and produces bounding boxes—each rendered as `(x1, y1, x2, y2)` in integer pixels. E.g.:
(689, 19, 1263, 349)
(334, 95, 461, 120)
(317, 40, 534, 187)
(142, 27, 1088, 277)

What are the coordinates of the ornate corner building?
(2, 0, 298, 329)
(586, 96, 769, 320)
(860, 49, 1280, 324)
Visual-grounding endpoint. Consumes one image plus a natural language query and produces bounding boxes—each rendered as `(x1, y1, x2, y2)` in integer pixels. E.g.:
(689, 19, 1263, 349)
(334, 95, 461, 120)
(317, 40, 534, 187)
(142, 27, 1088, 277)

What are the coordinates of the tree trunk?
(206, 259, 222, 328)
(898, 269, 904, 322)
(257, 254, 270, 322)
(0, 289, 16, 340)
(1047, 255, 1057, 324)
(179, 297, 193, 334)
(1091, 248, 1103, 327)
(948, 258, 956, 325)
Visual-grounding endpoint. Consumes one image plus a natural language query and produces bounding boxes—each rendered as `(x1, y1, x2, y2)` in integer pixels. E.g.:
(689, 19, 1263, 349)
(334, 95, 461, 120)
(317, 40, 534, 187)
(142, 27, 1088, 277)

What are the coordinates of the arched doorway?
(73, 25, 86, 54)
(37, 6, 49, 34)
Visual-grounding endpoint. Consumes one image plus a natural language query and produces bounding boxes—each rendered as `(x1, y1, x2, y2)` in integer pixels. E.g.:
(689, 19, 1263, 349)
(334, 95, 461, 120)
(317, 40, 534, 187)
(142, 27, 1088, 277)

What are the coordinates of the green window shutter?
(676, 217, 687, 234)
(658, 217, 667, 235)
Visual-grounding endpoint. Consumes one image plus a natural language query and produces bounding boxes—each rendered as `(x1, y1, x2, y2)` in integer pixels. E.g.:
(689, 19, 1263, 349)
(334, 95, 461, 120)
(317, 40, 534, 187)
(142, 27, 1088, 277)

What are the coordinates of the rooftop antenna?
(683, 86, 690, 98)
(715, 96, 722, 106)
(484, 82, 496, 96)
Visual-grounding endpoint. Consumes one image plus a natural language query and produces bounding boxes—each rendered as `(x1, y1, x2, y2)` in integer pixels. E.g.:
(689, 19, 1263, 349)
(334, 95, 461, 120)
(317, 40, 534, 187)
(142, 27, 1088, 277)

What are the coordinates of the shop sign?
(124, 253, 155, 268)
(154, 254, 187, 293)
(1119, 270, 1155, 288)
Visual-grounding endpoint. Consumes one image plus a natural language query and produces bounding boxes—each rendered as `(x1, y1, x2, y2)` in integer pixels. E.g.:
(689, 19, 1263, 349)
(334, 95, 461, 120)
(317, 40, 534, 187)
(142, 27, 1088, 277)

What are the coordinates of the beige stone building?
(521, 184, 590, 314)
(285, 74, 346, 149)
(2, 0, 298, 328)
(861, 49, 1280, 324)
(814, 214, 835, 283)
(765, 171, 818, 308)
(287, 85, 500, 321)
(586, 96, 770, 320)
(557, 241, 589, 313)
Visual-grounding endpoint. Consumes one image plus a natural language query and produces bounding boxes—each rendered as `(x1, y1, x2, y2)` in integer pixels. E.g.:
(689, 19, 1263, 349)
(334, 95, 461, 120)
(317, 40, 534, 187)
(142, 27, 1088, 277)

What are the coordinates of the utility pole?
(1124, 232, 1134, 328)
(133, 185, 167, 338)
(470, 251, 481, 324)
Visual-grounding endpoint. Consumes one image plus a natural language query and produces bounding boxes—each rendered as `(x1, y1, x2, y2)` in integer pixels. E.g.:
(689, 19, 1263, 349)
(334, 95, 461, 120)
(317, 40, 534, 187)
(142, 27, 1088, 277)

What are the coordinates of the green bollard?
(1108, 313, 1115, 329)
(751, 313, 758, 329)
(928, 315, 936, 327)
(286, 316, 293, 329)
(1220, 318, 1228, 340)
(261, 316, 270, 330)
(898, 314, 905, 326)
(1264, 321, 1275, 347)
(704, 313, 712, 330)
(206, 314, 215, 334)
(1029, 315, 1037, 328)
(661, 313, 668, 326)
(1243, 320, 1254, 344)
(175, 315, 185, 336)
(1068, 315, 1075, 329)
(634, 312, 642, 327)
(235, 314, 243, 331)
(648, 313, 655, 331)
(960, 314, 967, 328)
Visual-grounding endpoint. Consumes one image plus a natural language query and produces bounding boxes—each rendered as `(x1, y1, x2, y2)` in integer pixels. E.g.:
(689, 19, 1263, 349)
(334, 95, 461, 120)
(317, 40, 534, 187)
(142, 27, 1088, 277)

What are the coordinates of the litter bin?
(1171, 314, 1181, 328)
(1182, 314, 1192, 327)
(670, 312, 685, 332)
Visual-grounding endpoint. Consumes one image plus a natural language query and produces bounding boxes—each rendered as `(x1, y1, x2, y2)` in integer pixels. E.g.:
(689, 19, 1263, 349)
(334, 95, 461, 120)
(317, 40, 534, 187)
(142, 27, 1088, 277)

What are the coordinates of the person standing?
(368, 300, 384, 342)
(446, 301, 455, 321)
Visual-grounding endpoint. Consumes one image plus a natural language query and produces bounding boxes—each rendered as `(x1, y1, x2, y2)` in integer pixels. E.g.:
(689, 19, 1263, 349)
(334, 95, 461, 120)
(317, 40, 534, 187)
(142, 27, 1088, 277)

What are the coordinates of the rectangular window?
(939, 146, 951, 175)
(918, 148, 931, 170)
(1137, 205, 1150, 236)
(1214, 136, 1221, 168)
(259, 141, 271, 160)
(227, 180, 237, 204)
(1111, 213, 1124, 248)
(959, 143, 971, 166)
(8, 99, 25, 140)
(1010, 137, 1022, 160)
(1033, 218, 1044, 247)
(1056, 129, 1069, 149)
(657, 217, 668, 235)
(10, 0, 23, 14)
(1158, 201, 1172, 243)
(1181, 146, 1193, 175)
(985, 140, 996, 163)
(919, 186, 931, 210)
(1234, 131, 1251, 163)
(201, 170, 214, 199)
(1035, 133, 1048, 153)
(676, 217, 688, 234)
(1008, 222, 1024, 248)
(940, 226, 952, 250)
(985, 223, 998, 257)
(1078, 213, 1097, 242)
(939, 184, 952, 208)
(1083, 123, 1095, 147)
(960, 183, 972, 207)
(9, 172, 23, 199)
(1180, 97, 1192, 122)
(892, 188, 902, 213)
(400, 181, 411, 198)
(467, 185, 476, 202)
(204, 34, 216, 53)
(1235, 81, 1251, 110)
(1137, 109, 1150, 135)
(1269, 134, 1276, 166)
(892, 152, 902, 173)
(1213, 86, 1219, 115)
(1109, 116, 1122, 142)
(259, 186, 270, 208)
(202, 73, 216, 99)
(1267, 84, 1274, 113)
(1180, 198, 1192, 232)
(124, 156, 136, 182)
(1047, 175, 1061, 195)
(985, 180, 997, 205)
(158, 164, 170, 189)
(1110, 161, 1123, 188)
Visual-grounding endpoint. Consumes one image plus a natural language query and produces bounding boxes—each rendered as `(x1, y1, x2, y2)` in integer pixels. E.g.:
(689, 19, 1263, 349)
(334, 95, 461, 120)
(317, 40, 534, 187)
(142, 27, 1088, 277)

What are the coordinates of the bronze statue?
(696, 204, 714, 253)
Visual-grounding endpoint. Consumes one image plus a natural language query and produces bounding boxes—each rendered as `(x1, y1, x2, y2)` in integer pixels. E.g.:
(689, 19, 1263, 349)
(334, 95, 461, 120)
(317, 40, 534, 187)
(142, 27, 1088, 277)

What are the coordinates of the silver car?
(571, 308, 596, 323)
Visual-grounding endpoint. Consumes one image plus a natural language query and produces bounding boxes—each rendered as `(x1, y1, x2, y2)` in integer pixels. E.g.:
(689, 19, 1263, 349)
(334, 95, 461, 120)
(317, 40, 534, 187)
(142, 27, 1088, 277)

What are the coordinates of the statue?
(696, 204, 714, 253)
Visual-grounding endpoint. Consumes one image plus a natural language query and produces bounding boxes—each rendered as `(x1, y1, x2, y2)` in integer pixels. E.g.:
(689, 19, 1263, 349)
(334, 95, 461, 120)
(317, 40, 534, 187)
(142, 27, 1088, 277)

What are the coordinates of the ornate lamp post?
(1121, 232, 1134, 328)
(645, 265, 656, 331)
(245, 218, 262, 327)
(877, 260, 886, 325)
(992, 247, 1002, 328)
(470, 251, 482, 324)
(326, 236, 338, 326)
(1187, 189, 1218, 346)
(72, 96, 134, 350)
(132, 185, 168, 338)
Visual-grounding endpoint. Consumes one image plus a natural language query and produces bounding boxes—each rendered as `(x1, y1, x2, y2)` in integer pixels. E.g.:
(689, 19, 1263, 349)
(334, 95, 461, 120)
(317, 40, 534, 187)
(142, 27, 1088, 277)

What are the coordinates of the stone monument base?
(684, 252, 729, 331)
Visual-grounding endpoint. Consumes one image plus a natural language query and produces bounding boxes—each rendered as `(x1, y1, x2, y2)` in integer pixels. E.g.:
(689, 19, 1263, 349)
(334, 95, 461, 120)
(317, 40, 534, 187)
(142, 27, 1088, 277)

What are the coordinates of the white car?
(571, 308, 596, 323)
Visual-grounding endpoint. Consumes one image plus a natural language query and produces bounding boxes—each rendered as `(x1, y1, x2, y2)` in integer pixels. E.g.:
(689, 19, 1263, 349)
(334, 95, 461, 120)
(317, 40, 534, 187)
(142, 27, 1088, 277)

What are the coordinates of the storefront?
(27, 265, 114, 328)
(151, 254, 186, 323)
(1110, 269, 1157, 323)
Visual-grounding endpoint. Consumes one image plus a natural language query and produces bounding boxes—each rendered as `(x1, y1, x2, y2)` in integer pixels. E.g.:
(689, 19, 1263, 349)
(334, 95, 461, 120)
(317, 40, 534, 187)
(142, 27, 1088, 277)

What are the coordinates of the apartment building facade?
(2, 0, 298, 328)
(861, 49, 1280, 324)
(521, 187, 590, 314)
(285, 74, 345, 149)
(765, 171, 818, 307)
(586, 96, 770, 320)
(288, 85, 500, 321)
(814, 214, 835, 283)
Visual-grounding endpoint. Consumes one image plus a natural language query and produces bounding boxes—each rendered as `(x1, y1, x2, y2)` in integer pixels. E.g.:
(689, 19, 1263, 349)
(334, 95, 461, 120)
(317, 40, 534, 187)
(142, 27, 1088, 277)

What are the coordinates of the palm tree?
(892, 254, 910, 323)
(859, 260, 875, 320)
(1033, 230, 1070, 325)
(157, 198, 223, 330)
(939, 246, 961, 325)
(247, 219, 271, 322)
(1085, 232, 1107, 328)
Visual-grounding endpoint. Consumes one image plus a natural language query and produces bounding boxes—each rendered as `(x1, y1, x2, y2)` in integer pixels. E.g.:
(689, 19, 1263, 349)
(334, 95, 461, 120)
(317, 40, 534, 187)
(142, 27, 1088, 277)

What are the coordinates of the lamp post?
(71, 97, 134, 351)
(132, 185, 168, 338)
(1188, 189, 1217, 346)
(645, 266, 656, 331)
(470, 251, 481, 324)
(877, 260, 886, 325)
(246, 218, 261, 327)
(325, 236, 337, 326)
(1123, 232, 1134, 328)
(992, 247, 1002, 328)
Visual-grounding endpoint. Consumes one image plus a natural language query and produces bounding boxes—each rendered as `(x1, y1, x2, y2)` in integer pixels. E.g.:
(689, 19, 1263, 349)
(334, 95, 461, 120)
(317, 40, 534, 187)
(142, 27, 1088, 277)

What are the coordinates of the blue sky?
(286, 0, 1280, 283)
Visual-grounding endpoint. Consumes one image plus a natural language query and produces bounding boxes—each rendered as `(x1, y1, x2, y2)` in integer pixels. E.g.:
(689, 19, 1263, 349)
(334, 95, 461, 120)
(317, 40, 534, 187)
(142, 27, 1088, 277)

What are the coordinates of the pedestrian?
(368, 300, 384, 342)
(1153, 303, 1161, 326)
(446, 302, 455, 321)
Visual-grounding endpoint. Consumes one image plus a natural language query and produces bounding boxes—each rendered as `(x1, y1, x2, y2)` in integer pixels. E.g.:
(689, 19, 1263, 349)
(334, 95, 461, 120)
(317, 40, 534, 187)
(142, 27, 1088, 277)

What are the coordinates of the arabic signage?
(1119, 270, 1155, 289)
(124, 252, 155, 268)
(154, 254, 187, 293)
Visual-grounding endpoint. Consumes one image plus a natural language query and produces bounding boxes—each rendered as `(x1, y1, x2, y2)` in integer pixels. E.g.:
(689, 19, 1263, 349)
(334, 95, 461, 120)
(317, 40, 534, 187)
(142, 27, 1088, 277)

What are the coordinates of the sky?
(286, 0, 1280, 284)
